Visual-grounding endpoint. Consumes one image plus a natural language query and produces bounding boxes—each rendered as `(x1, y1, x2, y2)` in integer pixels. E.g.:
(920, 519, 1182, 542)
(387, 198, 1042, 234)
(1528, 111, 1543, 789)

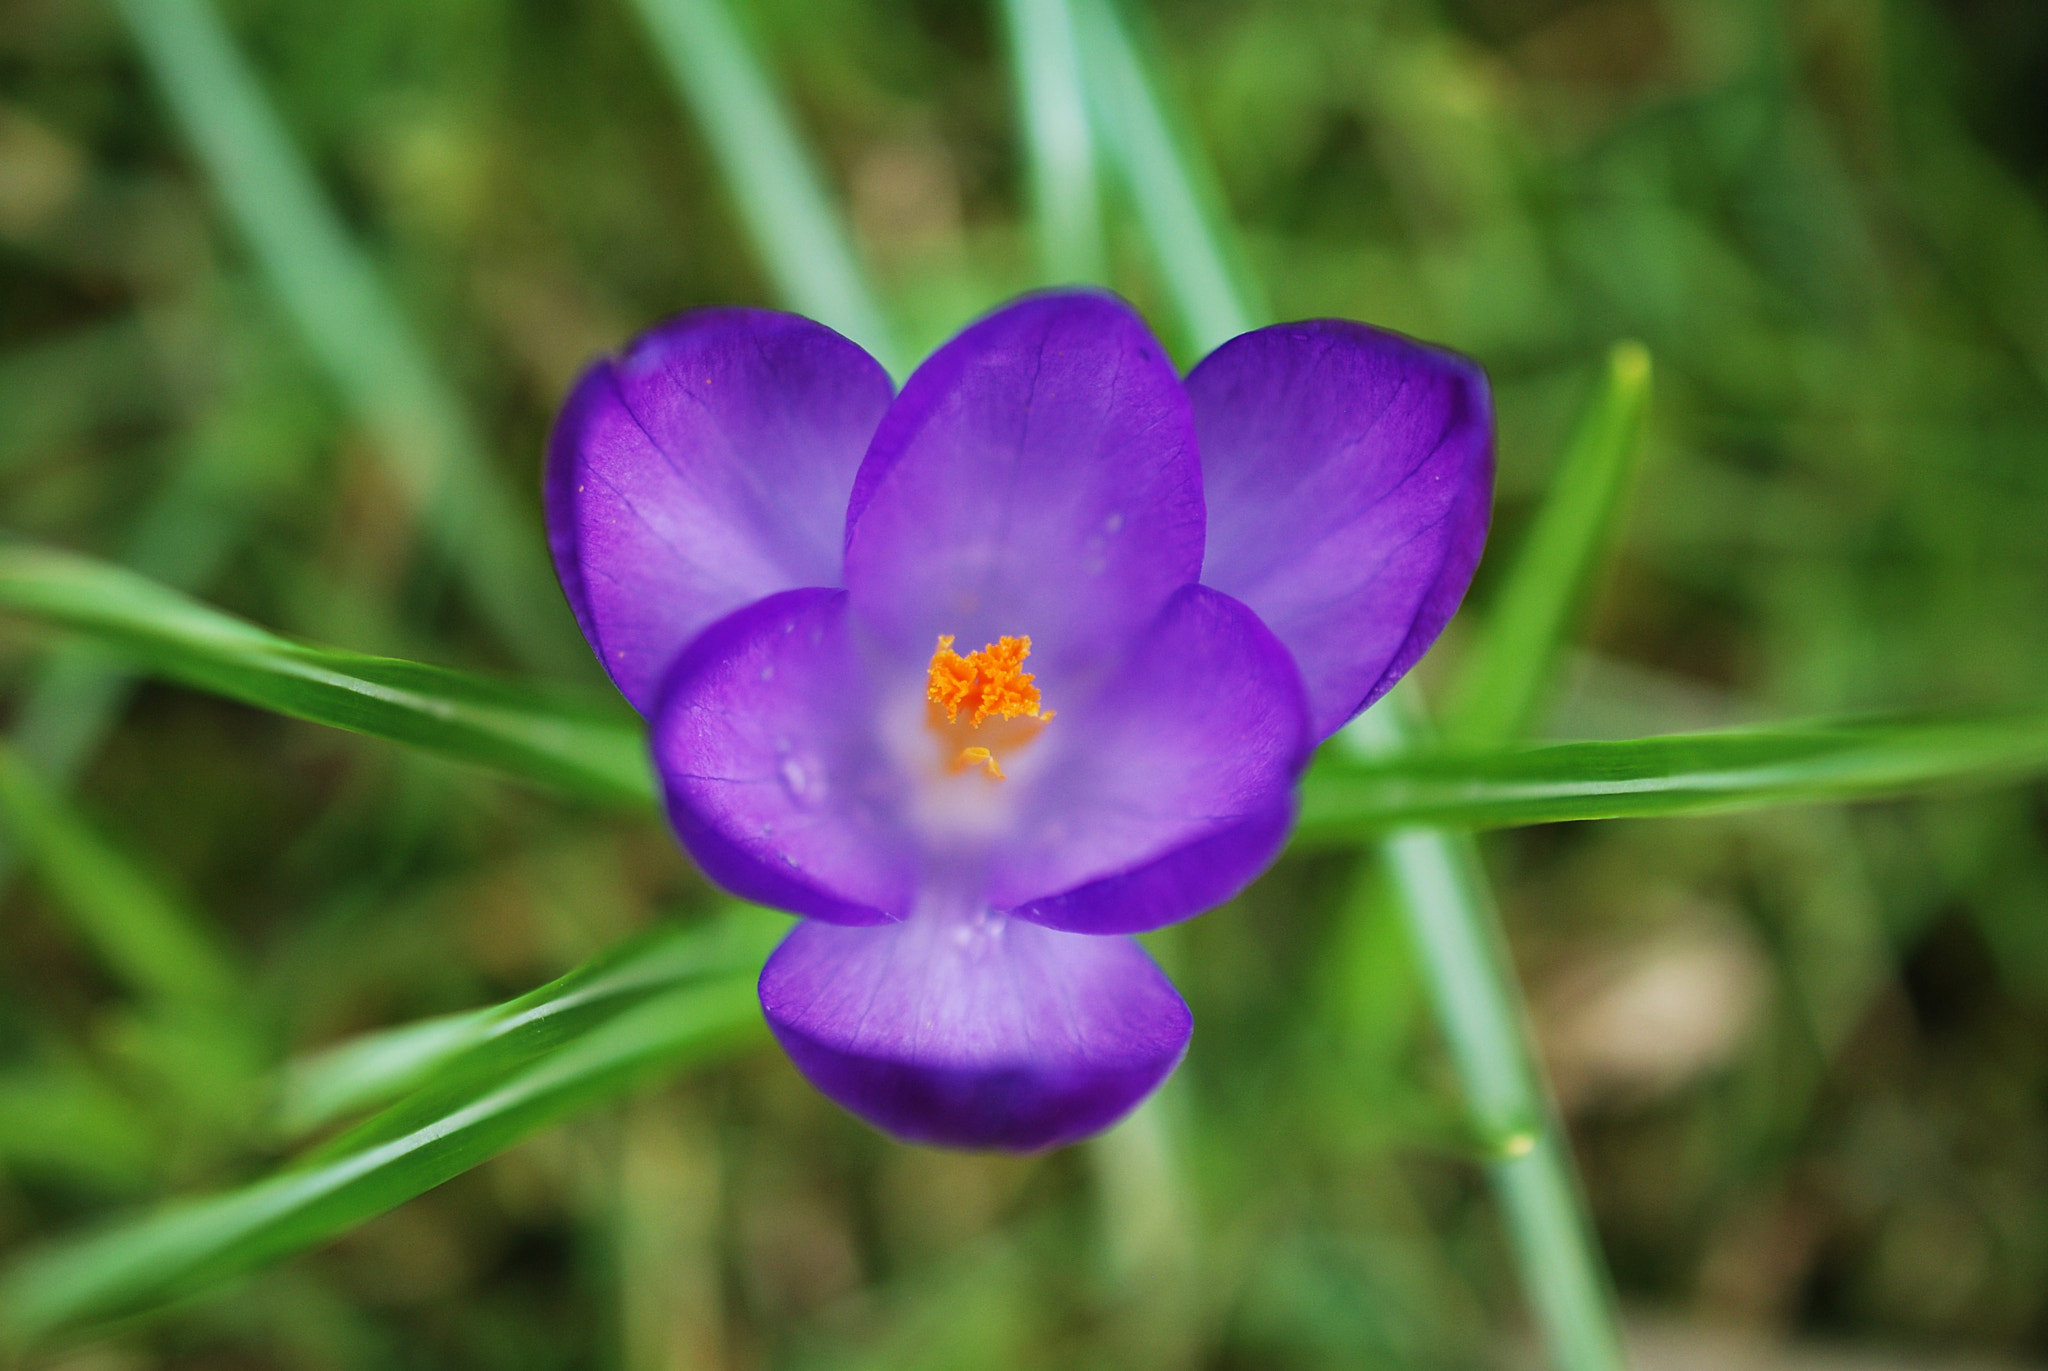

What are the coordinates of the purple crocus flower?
(546, 292, 1491, 1150)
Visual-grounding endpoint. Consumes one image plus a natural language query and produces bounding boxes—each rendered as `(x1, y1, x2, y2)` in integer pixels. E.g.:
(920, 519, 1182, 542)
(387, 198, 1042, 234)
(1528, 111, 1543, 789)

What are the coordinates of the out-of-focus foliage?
(2, 0, 2047, 1367)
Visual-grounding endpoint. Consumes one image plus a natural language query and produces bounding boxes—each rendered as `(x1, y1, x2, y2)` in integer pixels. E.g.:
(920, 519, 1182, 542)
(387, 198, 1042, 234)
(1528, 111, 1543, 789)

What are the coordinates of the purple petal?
(547, 308, 892, 713)
(760, 908, 1191, 1150)
(1005, 799, 1295, 935)
(651, 588, 916, 926)
(985, 584, 1310, 920)
(1188, 320, 1494, 739)
(842, 291, 1204, 683)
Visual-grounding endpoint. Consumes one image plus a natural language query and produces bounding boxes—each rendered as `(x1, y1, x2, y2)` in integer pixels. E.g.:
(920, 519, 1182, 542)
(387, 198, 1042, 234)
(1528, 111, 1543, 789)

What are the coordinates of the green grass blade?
(111, 0, 580, 674)
(1070, 0, 1264, 353)
(1298, 706, 2048, 841)
(1344, 697, 1626, 1371)
(279, 909, 783, 1140)
(0, 295, 332, 901)
(275, 1009, 497, 1140)
(0, 741, 240, 1010)
(0, 546, 654, 808)
(1074, 10, 1625, 1365)
(1444, 342, 1654, 746)
(0, 1063, 159, 1189)
(0, 912, 784, 1350)
(625, 0, 902, 374)
(998, 0, 1105, 285)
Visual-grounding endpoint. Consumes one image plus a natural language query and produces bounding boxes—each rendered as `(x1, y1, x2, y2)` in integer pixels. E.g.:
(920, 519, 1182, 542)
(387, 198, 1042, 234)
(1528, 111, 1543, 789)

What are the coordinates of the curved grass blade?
(1299, 706, 2048, 841)
(0, 911, 785, 1351)
(1444, 342, 1653, 746)
(0, 546, 654, 808)
(111, 0, 581, 674)
(626, 0, 901, 374)
(0, 741, 240, 1010)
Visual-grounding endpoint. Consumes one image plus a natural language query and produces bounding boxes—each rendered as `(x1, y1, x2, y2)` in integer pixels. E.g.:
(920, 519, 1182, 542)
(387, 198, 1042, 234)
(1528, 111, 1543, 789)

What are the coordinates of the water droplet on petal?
(778, 753, 827, 809)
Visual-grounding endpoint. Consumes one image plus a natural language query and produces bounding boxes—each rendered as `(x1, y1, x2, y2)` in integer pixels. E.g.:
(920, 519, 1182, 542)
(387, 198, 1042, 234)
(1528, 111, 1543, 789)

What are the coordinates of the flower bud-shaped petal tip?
(1189, 319, 1494, 739)
(842, 290, 1205, 678)
(546, 308, 893, 714)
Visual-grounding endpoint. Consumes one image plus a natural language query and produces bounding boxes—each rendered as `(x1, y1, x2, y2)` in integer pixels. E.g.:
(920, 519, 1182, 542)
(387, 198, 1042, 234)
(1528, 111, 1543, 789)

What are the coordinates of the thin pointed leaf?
(1337, 692, 1627, 1371)
(1071, 0, 1263, 352)
(0, 911, 785, 1350)
(999, 0, 1105, 285)
(0, 741, 240, 1010)
(112, 0, 580, 673)
(0, 331, 317, 892)
(0, 546, 654, 808)
(1444, 342, 1654, 746)
(1299, 707, 2048, 841)
(625, 0, 901, 373)
(280, 909, 782, 1141)
(275, 1009, 496, 1139)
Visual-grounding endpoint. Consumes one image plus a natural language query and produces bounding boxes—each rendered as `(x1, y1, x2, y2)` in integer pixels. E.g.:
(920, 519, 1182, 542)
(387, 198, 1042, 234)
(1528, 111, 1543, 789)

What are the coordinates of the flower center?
(924, 634, 1054, 779)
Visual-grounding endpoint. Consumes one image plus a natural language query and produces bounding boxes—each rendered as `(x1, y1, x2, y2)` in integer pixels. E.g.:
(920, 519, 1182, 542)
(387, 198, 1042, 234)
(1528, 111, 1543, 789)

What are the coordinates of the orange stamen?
(924, 634, 1053, 780)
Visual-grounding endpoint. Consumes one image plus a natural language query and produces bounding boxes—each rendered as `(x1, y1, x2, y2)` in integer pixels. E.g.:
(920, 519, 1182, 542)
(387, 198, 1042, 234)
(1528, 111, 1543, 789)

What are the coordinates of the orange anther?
(925, 634, 1044, 727)
(956, 746, 1004, 779)
(923, 633, 1051, 781)
(926, 635, 979, 723)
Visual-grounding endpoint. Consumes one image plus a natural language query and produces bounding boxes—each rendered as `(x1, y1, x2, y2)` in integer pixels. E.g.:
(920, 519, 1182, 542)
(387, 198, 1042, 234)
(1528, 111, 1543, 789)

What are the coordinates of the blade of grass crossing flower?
(626, 0, 903, 374)
(1444, 343, 1653, 746)
(1069, 0, 1265, 353)
(110, 0, 581, 675)
(1347, 696, 1625, 1371)
(0, 742, 240, 1011)
(0, 912, 785, 1350)
(998, 0, 1105, 285)
(0, 547, 655, 808)
(1076, 12, 1627, 1368)
(1297, 707, 2048, 839)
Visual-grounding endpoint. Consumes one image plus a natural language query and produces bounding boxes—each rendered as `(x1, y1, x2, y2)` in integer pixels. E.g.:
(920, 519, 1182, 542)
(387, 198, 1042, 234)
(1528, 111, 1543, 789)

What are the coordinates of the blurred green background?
(4, 0, 2048, 1366)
